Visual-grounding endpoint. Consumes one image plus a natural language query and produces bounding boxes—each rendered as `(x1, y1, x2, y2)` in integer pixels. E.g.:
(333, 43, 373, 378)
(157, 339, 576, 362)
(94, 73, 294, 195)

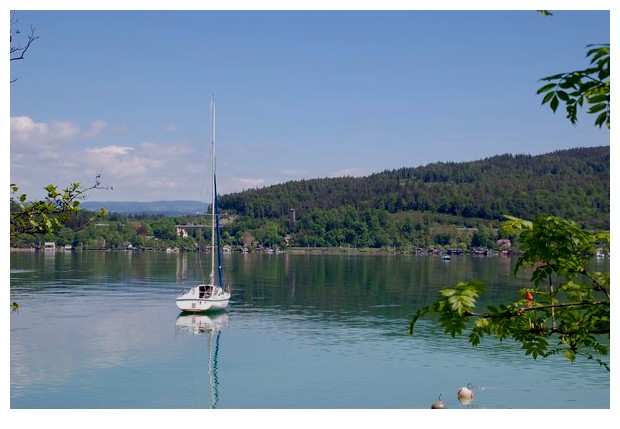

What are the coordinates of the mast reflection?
(176, 312, 228, 408)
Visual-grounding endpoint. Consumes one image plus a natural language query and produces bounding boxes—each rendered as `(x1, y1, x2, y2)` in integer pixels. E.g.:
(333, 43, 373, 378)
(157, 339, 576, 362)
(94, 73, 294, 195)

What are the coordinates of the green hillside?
(220, 146, 609, 230)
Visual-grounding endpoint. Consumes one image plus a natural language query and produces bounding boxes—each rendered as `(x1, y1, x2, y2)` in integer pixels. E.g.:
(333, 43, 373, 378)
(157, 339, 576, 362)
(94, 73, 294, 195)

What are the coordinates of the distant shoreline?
(10, 246, 510, 256)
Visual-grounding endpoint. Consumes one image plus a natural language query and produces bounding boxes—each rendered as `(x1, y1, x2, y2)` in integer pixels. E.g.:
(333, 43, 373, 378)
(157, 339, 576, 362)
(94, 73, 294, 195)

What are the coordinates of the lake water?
(9, 250, 610, 410)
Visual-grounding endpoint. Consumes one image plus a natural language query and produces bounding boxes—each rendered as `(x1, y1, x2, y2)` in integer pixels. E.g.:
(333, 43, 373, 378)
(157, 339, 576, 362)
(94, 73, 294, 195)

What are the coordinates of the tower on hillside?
(289, 208, 296, 231)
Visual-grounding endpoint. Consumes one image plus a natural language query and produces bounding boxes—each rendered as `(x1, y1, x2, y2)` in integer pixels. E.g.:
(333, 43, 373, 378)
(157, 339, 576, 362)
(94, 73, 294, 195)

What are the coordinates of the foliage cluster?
(408, 215, 610, 370)
(10, 176, 108, 239)
(537, 44, 610, 129)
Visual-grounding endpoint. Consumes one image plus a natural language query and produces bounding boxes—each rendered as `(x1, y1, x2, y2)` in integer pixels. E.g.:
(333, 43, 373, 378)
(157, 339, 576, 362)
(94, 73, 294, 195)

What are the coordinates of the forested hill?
(219, 146, 609, 230)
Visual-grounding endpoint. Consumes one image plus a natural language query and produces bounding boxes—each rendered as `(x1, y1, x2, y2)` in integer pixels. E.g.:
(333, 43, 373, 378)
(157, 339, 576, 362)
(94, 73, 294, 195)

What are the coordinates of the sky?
(7, 4, 612, 203)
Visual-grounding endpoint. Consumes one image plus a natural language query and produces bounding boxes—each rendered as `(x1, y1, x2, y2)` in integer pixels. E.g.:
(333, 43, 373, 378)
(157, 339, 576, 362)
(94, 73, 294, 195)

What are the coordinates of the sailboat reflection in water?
(176, 312, 229, 408)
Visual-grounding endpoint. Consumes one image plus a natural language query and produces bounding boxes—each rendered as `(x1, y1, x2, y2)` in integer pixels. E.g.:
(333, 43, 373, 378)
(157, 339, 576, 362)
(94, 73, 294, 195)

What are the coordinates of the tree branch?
(465, 299, 608, 319)
(10, 15, 40, 83)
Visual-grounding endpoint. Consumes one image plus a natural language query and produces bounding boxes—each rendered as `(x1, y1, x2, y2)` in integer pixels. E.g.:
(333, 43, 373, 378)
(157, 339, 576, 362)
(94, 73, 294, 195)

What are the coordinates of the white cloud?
(83, 144, 165, 178)
(50, 120, 81, 141)
(9, 116, 256, 200)
(10, 116, 50, 143)
(11, 116, 114, 145)
(10, 116, 80, 144)
(10, 116, 207, 200)
(86, 145, 134, 156)
(83, 120, 108, 139)
(146, 141, 193, 156)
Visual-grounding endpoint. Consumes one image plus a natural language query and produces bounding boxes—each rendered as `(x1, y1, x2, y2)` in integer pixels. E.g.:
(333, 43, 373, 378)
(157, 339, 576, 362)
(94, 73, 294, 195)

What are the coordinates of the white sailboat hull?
(176, 284, 231, 312)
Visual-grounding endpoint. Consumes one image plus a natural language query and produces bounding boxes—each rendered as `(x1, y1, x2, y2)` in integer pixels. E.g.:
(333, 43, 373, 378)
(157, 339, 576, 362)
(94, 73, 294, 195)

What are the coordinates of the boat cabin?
(198, 284, 214, 299)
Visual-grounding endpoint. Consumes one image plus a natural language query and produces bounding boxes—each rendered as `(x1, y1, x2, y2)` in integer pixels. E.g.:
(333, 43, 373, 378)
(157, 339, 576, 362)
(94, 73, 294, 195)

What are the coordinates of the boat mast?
(210, 99, 216, 286)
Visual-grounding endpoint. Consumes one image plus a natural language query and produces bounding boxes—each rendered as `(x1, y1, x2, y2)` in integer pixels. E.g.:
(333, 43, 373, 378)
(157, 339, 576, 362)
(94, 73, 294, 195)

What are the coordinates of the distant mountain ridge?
(81, 200, 207, 215)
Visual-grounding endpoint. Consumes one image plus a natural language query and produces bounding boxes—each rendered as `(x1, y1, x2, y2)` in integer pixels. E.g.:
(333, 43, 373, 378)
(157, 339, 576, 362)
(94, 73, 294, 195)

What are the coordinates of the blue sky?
(8, 6, 611, 202)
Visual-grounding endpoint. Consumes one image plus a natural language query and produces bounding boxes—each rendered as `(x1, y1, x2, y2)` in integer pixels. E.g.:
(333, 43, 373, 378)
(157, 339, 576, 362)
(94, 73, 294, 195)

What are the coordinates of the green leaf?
(594, 111, 609, 128)
(588, 94, 609, 104)
(540, 73, 566, 81)
(541, 91, 555, 104)
(563, 350, 576, 362)
(408, 306, 432, 335)
(587, 103, 607, 114)
(550, 95, 559, 112)
(586, 45, 610, 63)
(559, 80, 577, 90)
(536, 83, 557, 94)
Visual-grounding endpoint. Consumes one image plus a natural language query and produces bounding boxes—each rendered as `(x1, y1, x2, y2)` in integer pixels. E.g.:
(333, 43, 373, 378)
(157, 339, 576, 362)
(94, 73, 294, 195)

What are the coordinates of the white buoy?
(431, 394, 446, 409)
(457, 383, 474, 400)
(458, 396, 473, 406)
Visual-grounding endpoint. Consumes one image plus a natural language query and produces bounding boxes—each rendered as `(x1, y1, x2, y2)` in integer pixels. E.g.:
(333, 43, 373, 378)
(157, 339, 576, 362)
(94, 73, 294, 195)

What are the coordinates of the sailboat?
(176, 100, 231, 312)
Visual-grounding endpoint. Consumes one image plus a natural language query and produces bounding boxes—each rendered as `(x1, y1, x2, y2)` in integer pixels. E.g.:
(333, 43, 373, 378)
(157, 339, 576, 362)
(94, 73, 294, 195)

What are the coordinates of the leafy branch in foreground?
(10, 174, 110, 239)
(409, 215, 610, 370)
(10, 175, 111, 312)
(537, 43, 610, 128)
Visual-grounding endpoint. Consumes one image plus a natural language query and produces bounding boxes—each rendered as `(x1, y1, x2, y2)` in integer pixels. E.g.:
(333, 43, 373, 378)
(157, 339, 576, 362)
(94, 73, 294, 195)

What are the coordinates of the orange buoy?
(524, 291, 534, 309)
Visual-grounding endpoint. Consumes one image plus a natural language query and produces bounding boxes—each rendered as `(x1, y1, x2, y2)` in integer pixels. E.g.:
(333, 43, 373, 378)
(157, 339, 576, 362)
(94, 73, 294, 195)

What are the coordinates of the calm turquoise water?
(10, 251, 610, 409)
